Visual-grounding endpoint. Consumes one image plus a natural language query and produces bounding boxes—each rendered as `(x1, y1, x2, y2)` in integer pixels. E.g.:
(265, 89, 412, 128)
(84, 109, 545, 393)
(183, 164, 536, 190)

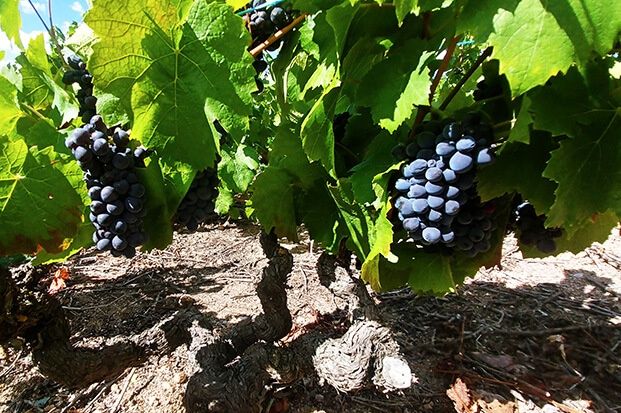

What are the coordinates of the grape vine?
(0, 0, 618, 295)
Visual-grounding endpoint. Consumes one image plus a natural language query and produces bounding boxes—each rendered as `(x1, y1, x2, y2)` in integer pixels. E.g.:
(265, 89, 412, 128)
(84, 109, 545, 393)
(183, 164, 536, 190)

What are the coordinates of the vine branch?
(410, 36, 460, 136)
(249, 14, 307, 57)
(429, 36, 460, 105)
(27, 0, 67, 68)
(439, 46, 493, 111)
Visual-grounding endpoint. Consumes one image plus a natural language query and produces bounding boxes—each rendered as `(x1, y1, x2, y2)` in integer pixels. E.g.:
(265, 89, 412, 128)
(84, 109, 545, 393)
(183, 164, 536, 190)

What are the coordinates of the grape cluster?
(62, 54, 97, 123)
(512, 199, 562, 253)
(65, 115, 150, 258)
(452, 197, 497, 257)
(393, 115, 495, 247)
(174, 168, 219, 232)
(246, 0, 292, 49)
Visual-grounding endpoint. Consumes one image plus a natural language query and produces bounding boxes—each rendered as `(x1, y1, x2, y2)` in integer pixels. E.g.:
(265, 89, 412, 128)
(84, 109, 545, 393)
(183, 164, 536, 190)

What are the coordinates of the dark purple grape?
(443, 169, 457, 183)
(449, 152, 473, 174)
(476, 147, 494, 165)
(403, 217, 421, 232)
(74, 146, 93, 163)
(408, 184, 426, 198)
(96, 238, 111, 251)
(113, 128, 130, 147)
(456, 137, 476, 152)
(436, 142, 455, 157)
(412, 198, 429, 214)
(442, 123, 462, 140)
(90, 200, 105, 214)
(395, 178, 410, 192)
(97, 213, 113, 226)
(88, 186, 102, 200)
(112, 235, 127, 251)
(424, 182, 444, 195)
(422, 227, 441, 243)
(125, 197, 143, 213)
(428, 210, 442, 222)
(112, 153, 132, 170)
(113, 220, 127, 234)
(425, 167, 443, 183)
(445, 200, 460, 216)
(106, 200, 124, 216)
(113, 179, 129, 195)
(446, 186, 459, 199)
(100, 186, 118, 202)
(427, 195, 444, 209)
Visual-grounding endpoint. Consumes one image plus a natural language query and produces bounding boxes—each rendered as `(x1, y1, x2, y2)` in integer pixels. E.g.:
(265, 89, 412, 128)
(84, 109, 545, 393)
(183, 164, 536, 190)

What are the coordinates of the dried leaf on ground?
(48, 267, 70, 294)
(447, 378, 474, 413)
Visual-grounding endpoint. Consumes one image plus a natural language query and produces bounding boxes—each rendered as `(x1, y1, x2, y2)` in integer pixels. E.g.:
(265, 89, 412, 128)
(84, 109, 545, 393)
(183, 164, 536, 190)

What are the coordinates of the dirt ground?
(1, 221, 620, 413)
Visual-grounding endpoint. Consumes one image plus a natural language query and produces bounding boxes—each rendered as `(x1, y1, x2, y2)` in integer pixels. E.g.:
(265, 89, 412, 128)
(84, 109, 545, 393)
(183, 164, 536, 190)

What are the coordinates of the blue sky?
(19, 0, 89, 33)
(1, 0, 90, 63)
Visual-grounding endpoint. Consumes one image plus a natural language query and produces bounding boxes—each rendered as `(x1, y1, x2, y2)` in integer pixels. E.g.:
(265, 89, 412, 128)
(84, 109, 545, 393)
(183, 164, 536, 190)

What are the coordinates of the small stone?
(175, 371, 188, 384)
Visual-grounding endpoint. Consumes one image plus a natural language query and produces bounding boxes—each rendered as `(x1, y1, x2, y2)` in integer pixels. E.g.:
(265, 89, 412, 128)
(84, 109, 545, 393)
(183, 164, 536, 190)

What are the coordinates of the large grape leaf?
(85, 0, 255, 170)
(300, 87, 339, 176)
(460, 0, 621, 96)
(355, 40, 433, 132)
(0, 140, 83, 255)
(250, 125, 328, 241)
(477, 132, 558, 214)
(0, 75, 22, 134)
(518, 211, 618, 258)
(250, 167, 298, 241)
(528, 63, 621, 233)
(0, 0, 22, 47)
(375, 247, 455, 293)
(16, 35, 78, 125)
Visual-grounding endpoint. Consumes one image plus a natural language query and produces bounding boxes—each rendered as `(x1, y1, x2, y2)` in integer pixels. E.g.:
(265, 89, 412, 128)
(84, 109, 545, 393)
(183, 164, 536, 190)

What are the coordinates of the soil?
(1, 221, 620, 413)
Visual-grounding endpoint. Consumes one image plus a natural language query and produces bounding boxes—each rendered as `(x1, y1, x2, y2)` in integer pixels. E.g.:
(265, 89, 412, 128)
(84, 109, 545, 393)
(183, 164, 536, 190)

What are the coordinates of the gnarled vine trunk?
(2, 234, 412, 411)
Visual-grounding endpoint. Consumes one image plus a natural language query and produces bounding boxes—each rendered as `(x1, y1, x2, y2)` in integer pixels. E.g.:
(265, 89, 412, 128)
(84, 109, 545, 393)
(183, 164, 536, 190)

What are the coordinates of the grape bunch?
(65, 115, 150, 258)
(511, 199, 562, 253)
(246, 0, 292, 49)
(452, 196, 497, 257)
(174, 167, 219, 232)
(62, 54, 97, 123)
(393, 115, 495, 246)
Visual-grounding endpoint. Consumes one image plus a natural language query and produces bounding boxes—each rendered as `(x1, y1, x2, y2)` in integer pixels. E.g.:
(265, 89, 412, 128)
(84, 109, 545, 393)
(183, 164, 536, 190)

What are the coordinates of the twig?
(0, 349, 23, 379)
(111, 367, 136, 413)
(429, 37, 460, 104)
(491, 323, 619, 337)
(27, 0, 66, 67)
(439, 46, 493, 110)
(249, 14, 307, 57)
(83, 381, 115, 413)
(410, 36, 460, 134)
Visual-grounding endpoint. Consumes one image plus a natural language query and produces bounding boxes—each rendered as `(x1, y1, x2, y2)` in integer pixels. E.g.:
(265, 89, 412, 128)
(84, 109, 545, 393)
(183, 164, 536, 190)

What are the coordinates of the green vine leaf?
(355, 40, 433, 132)
(529, 63, 621, 233)
(0, 140, 82, 255)
(0, 0, 22, 48)
(86, 0, 255, 170)
(477, 132, 558, 214)
(461, 0, 621, 96)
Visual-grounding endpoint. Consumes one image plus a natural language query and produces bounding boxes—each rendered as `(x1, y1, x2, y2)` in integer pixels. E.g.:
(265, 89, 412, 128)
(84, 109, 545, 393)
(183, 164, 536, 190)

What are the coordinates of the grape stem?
(410, 36, 460, 136)
(249, 14, 308, 57)
(439, 46, 493, 111)
(22, 103, 48, 122)
(26, 0, 68, 69)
